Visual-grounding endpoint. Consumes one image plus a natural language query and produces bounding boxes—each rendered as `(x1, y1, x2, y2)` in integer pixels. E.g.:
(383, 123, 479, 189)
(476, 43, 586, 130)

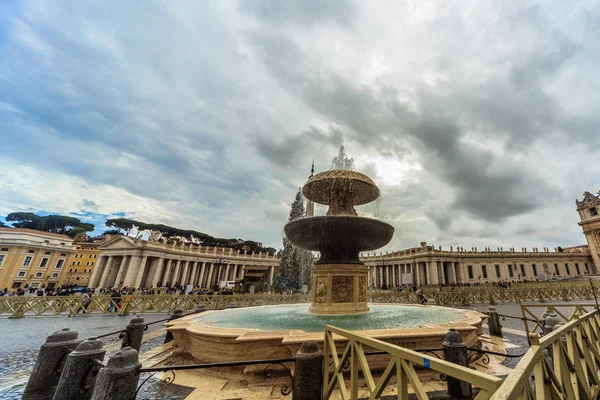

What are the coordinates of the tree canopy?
(5, 212, 95, 237)
(105, 218, 276, 255)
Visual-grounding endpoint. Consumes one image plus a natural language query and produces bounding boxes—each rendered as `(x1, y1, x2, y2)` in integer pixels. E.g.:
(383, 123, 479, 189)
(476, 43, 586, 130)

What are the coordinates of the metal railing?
(491, 308, 600, 399)
(322, 325, 504, 400)
(2, 280, 599, 318)
(324, 306, 600, 399)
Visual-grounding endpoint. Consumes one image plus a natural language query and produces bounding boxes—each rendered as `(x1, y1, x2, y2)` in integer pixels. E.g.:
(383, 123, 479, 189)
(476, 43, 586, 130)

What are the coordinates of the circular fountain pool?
(194, 304, 467, 332)
(166, 304, 486, 364)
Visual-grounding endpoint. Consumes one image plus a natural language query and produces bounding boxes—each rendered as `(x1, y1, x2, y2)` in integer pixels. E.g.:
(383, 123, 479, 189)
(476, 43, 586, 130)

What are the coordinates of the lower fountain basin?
(166, 304, 486, 364)
(284, 216, 395, 264)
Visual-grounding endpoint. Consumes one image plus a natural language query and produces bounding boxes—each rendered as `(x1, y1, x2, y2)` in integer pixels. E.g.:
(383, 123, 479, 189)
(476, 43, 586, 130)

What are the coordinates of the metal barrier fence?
(2, 281, 600, 318)
(322, 325, 504, 399)
(323, 305, 600, 399)
(0, 293, 311, 317)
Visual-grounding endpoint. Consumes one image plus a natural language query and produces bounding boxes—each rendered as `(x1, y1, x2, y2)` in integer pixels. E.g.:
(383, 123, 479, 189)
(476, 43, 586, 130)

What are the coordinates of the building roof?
(0, 227, 72, 240)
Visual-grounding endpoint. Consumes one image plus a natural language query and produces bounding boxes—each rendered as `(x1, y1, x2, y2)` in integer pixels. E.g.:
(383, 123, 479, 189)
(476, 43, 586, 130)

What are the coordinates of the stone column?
(224, 264, 230, 281)
(113, 256, 129, 289)
(269, 265, 275, 286)
(455, 262, 464, 283)
(122, 255, 142, 288)
(161, 259, 172, 285)
(450, 262, 457, 283)
(206, 263, 214, 288)
(89, 256, 108, 288)
(240, 264, 245, 279)
(198, 262, 206, 287)
(415, 263, 421, 286)
(132, 256, 148, 289)
(148, 258, 165, 288)
(368, 266, 372, 287)
(428, 262, 439, 285)
(171, 260, 181, 286)
(189, 261, 198, 286)
(98, 256, 115, 288)
(180, 261, 190, 285)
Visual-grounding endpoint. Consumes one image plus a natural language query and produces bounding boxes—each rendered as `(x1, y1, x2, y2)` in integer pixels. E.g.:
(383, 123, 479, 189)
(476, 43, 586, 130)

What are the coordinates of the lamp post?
(376, 256, 393, 289)
(212, 252, 230, 290)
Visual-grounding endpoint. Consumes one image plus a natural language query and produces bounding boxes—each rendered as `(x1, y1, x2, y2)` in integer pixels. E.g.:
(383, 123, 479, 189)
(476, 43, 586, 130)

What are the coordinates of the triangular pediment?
(98, 235, 139, 250)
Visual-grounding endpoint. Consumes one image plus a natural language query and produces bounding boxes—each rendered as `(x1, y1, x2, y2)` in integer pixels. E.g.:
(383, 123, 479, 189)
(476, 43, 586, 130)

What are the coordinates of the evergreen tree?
(273, 189, 314, 292)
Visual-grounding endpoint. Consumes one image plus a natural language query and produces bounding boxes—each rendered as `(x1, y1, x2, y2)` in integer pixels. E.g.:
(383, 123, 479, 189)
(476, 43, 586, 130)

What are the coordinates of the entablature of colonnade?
(98, 236, 279, 265)
(359, 243, 593, 265)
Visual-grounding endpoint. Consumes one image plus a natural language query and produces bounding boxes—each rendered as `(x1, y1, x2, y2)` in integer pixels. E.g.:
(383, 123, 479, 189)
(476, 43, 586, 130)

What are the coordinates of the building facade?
(576, 191, 600, 272)
(0, 228, 76, 291)
(363, 191, 600, 288)
(90, 235, 279, 290)
(363, 243, 593, 288)
(60, 234, 101, 287)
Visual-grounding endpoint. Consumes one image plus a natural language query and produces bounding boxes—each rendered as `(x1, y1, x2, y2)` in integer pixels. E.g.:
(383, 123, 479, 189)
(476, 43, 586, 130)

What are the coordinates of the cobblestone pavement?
(0, 313, 170, 399)
(0, 299, 594, 399)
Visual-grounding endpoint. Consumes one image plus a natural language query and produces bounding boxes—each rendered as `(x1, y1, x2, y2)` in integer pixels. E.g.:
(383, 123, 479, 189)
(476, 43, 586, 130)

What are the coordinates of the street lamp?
(212, 252, 230, 289)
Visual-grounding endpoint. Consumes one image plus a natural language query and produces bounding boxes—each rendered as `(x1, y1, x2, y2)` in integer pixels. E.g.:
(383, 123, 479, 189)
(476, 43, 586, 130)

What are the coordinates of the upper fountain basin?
(303, 170, 380, 206)
(284, 216, 394, 263)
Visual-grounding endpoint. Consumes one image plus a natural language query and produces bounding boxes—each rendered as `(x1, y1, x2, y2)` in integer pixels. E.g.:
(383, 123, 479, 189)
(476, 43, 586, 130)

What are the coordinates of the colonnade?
(368, 261, 462, 288)
(89, 254, 274, 289)
(367, 258, 592, 288)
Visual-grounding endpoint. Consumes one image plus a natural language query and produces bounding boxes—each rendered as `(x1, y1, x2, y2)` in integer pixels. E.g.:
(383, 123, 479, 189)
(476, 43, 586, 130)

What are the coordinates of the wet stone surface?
(0, 314, 168, 399)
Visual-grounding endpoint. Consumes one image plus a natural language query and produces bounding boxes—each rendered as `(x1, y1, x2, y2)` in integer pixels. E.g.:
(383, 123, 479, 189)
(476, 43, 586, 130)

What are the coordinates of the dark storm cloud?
(255, 126, 343, 168)
(247, 28, 559, 224)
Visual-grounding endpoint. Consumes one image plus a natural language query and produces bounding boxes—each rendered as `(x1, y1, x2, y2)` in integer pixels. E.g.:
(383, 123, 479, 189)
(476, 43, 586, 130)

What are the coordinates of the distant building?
(363, 191, 600, 287)
(90, 235, 278, 290)
(60, 233, 101, 287)
(0, 228, 76, 291)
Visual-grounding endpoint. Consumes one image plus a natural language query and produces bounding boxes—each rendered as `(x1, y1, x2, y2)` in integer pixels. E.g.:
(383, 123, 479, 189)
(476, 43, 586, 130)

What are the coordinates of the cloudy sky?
(1, 0, 599, 251)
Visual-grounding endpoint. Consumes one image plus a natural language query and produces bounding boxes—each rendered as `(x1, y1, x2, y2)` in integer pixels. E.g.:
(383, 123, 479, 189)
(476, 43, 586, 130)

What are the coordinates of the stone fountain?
(165, 157, 485, 371)
(285, 169, 394, 314)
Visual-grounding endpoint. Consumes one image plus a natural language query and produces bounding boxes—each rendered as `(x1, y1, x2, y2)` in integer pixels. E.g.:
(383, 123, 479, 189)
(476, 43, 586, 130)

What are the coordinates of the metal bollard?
(293, 341, 323, 400)
(487, 306, 503, 337)
(544, 313, 562, 335)
(25, 328, 82, 397)
(443, 329, 472, 398)
(164, 308, 184, 344)
(53, 337, 106, 400)
(90, 347, 141, 400)
(121, 315, 146, 352)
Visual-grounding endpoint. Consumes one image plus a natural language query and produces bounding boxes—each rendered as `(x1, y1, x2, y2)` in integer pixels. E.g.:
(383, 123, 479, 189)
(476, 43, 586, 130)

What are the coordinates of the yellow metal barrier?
(322, 325, 503, 400)
(520, 303, 599, 334)
(324, 307, 600, 399)
(490, 308, 600, 399)
(0, 293, 312, 317)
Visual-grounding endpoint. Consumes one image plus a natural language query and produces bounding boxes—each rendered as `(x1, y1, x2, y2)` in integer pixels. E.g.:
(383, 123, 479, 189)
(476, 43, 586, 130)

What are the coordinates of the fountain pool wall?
(166, 304, 486, 365)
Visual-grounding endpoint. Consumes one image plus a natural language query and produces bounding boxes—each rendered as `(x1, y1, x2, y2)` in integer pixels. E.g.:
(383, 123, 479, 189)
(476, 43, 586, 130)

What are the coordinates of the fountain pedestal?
(310, 264, 369, 315)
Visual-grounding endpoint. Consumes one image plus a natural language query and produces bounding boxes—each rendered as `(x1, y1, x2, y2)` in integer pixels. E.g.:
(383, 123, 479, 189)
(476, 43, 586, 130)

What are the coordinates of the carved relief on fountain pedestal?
(332, 276, 354, 303)
(315, 277, 327, 303)
(358, 276, 367, 302)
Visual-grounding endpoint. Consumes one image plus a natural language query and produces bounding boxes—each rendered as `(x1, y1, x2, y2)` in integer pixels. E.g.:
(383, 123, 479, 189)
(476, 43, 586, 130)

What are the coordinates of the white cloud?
(0, 0, 599, 251)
